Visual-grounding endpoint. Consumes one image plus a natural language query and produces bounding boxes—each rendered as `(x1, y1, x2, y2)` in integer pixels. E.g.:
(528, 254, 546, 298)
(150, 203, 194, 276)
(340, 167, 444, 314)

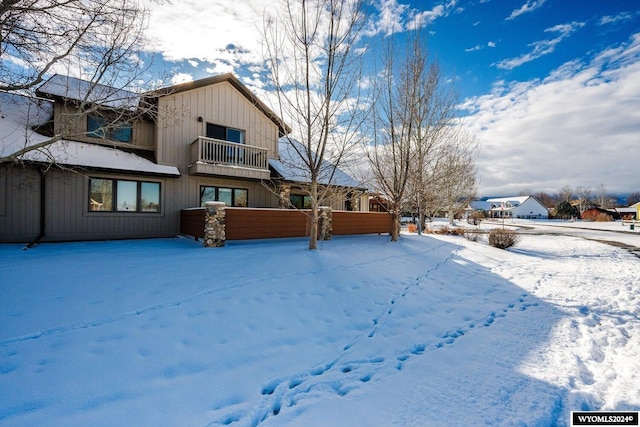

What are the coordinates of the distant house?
(615, 203, 638, 220)
(484, 196, 549, 219)
(0, 74, 367, 243)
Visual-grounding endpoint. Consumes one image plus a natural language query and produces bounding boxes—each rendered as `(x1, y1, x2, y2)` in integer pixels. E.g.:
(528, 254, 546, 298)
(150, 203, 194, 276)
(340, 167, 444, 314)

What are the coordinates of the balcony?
(189, 136, 270, 180)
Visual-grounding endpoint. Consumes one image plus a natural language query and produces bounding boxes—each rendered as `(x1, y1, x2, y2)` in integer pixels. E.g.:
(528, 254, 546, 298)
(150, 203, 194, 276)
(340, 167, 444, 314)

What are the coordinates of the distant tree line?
(520, 185, 639, 219)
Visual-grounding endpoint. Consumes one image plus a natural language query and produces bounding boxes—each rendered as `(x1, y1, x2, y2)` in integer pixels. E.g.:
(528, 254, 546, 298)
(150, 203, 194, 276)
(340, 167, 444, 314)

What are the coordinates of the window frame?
(199, 185, 248, 207)
(205, 123, 245, 144)
(87, 114, 133, 143)
(88, 177, 161, 214)
(290, 194, 312, 209)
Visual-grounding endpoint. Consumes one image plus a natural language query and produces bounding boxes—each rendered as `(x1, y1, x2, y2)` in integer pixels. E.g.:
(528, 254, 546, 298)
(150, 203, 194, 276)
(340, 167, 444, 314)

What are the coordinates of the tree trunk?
(308, 181, 319, 250)
(390, 209, 400, 242)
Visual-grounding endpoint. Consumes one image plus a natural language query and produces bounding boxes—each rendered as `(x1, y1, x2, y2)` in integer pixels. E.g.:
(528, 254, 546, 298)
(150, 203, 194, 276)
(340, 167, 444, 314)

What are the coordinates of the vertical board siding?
(0, 167, 40, 241)
(155, 80, 281, 218)
(1, 78, 288, 243)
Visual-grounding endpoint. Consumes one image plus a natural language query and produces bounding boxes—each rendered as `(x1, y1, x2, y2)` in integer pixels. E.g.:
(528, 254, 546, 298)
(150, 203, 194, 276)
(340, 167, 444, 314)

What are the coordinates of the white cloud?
(407, 0, 458, 30)
(144, 0, 457, 85)
(364, 0, 456, 36)
(145, 0, 274, 70)
(599, 11, 637, 26)
(170, 73, 194, 85)
(506, 0, 546, 21)
(466, 41, 496, 52)
(461, 34, 640, 195)
(495, 22, 584, 70)
(205, 63, 235, 75)
(366, 0, 408, 36)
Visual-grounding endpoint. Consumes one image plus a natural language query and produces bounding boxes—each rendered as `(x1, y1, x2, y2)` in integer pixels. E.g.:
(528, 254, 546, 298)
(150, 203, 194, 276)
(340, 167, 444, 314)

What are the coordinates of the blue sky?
(142, 0, 640, 197)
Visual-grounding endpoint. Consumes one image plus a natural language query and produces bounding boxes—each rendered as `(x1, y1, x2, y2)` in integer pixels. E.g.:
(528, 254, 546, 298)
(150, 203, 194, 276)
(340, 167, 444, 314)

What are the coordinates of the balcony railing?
(190, 136, 268, 170)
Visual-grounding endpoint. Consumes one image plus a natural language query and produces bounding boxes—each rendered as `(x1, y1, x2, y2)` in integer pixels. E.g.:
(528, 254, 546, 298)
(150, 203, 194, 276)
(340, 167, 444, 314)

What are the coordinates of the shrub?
(434, 226, 450, 235)
(424, 226, 468, 236)
(594, 213, 612, 222)
(407, 223, 418, 233)
(463, 228, 483, 242)
(488, 228, 519, 249)
(451, 227, 466, 236)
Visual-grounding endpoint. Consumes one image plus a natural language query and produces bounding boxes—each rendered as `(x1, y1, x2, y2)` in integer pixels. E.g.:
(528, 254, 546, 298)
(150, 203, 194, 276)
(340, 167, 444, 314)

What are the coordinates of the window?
(89, 178, 160, 213)
(206, 123, 245, 144)
(117, 180, 137, 211)
(200, 186, 248, 207)
(290, 194, 311, 209)
(87, 115, 133, 143)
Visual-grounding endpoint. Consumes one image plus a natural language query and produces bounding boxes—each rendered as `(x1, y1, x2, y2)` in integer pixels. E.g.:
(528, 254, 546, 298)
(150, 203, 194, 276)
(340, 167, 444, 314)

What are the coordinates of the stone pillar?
(278, 184, 291, 209)
(319, 206, 332, 240)
(204, 201, 226, 247)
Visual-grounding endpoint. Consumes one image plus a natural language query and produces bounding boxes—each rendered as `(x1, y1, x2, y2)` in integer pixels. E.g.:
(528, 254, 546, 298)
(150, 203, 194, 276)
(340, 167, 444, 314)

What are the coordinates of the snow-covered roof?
(270, 138, 364, 189)
(36, 74, 140, 110)
(485, 196, 530, 206)
(1, 91, 54, 159)
(27, 140, 180, 176)
(0, 91, 179, 177)
(615, 207, 637, 213)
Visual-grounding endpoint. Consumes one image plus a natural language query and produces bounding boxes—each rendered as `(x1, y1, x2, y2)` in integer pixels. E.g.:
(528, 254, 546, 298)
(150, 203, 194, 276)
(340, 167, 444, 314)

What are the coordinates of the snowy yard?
(1, 227, 639, 426)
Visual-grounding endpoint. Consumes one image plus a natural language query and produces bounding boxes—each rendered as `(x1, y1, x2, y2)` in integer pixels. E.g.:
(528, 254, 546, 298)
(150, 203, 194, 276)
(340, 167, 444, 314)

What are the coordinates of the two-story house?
(0, 74, 368, 243)
(484, 196, 549, 219)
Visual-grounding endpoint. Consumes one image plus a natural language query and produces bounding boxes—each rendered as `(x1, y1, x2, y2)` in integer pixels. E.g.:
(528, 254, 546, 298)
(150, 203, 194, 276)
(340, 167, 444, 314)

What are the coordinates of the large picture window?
(200, 186, 248, 207)
(89, 178, 160, 213)
(87, 115, 133, 143)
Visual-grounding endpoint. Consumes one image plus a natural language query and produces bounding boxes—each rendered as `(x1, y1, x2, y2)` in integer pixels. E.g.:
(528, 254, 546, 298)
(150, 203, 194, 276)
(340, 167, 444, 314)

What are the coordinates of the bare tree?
(575, 185, 594, 214)
(593, 184, 616, 208)
(365, 36, 417, 241)
(557, 185, 574, 203)
(408, 41, 459, 232)
(627, 191, 640, 206)
(435, 128, 478, 225)
(263, 0, 367, 250)
(1, 0, 155, 164)
(366, 28, 460, 240)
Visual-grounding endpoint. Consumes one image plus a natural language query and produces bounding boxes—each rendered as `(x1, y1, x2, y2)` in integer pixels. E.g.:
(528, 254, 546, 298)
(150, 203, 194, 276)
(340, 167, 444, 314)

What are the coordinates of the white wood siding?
(513, 198, 548, 218)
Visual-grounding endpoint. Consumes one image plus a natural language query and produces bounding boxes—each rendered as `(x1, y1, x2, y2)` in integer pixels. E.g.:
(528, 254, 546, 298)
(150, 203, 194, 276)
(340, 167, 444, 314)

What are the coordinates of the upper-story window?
(87, 115, 133, 143)
(206, 123, 245, 144)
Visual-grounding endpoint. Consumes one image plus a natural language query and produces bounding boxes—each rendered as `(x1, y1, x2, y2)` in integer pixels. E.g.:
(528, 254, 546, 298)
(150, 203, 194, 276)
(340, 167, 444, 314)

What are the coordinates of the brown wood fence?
(332, 210, 393, 235)
(225, 208, 310, 240)
(180, 207, 392, 240)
